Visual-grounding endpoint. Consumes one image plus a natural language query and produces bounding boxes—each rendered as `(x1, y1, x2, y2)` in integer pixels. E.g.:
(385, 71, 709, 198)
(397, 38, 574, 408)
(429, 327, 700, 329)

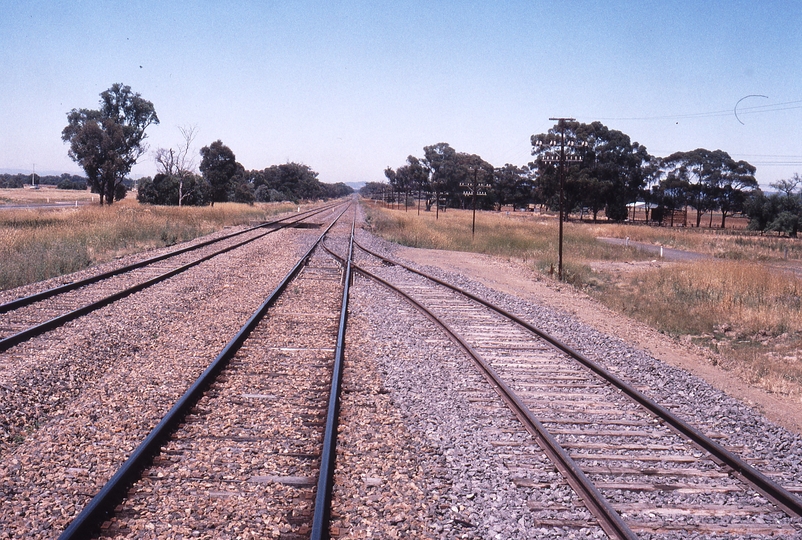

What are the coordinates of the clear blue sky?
(1, 0, 800, 187)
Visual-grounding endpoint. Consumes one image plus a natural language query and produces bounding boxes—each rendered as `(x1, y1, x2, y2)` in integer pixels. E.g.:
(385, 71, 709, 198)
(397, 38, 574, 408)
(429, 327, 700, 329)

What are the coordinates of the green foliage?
(62, 83, 159, 205)
(531, 120, 651, 222)
(359, 182, 388, 199)
(137, 174, 211, 206)
(140, 147, 341, 206)
(322, 182, 354, 198)
(56, 175, 87, 190)
(745, 180, 802, 237)
(0, 173, 89, 189)
(249, 162, 331, 202)
(230, 180, 255, 205)
(494, 164, 534, 208)
(381, 128, 761, 227)
(199, 140, 239, 206)
(659, 148, 757, 228)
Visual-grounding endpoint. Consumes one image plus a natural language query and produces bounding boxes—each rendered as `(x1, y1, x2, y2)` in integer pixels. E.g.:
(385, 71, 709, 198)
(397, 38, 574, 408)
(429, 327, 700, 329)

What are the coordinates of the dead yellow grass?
(590, 222, 801, 261)
(0, 186, 97, 204)
(600, 259, 802, 395)
(0, 199, 295, 291)
(364, 202, 652, 280)
(364, 200, 802, 399)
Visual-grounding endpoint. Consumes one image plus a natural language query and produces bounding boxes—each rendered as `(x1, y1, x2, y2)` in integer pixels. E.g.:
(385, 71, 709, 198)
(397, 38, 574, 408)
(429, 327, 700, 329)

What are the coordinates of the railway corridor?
(1, 202, 802, 539)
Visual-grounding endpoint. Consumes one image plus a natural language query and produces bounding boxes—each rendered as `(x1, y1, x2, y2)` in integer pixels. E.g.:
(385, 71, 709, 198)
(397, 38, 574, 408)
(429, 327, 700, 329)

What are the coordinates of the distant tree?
(154, 125, 200, 207)
(321, 182, 354, 198)
(638, 161, 664, 222)
(658, 174, 690, 226)
(454, 153, 494, 210)
(383, 167, 398, 205)
(494, 164, 534, 208)
(405, 156, 430, 213)
(745, 176, 802, 236)
(248, 162, 324, 202)
(771, 173, 802, 199)
(531, 121, 649, 221)
(423, 142, 458, 215)
(387, 157, 428, 211)
(580, 123, 649, 221)
(230, 177, 255, 204)
(768, 211, 802, 237)
(279, 162, 321, 200)
(661, 149, 756, 228)
(716, 158, 758, 228)
(62, 83, 159, 204)
(530, 121, 584, 218)
(199, 140, 239, 206)
(359, 182, 388, 199)
(137, 173, 210, 206)
(56, 173, 87, 190)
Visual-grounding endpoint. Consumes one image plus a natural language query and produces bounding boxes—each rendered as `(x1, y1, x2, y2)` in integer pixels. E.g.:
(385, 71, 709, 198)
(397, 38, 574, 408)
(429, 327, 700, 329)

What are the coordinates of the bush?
(57, 178, 87, 190)
(137, 174, 211, 206)
(605, 201, 629, 221)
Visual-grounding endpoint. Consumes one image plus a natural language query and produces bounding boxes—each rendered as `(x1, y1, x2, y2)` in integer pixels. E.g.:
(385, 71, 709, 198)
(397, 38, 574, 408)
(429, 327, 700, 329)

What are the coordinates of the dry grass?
(0, 199, 296, 291)
(364, 202, 652, 283)
(0, 186, 97, 204)
(364, 201, 802, 399)
(602, 260, 802, 395)
(592, 222, 802, 261)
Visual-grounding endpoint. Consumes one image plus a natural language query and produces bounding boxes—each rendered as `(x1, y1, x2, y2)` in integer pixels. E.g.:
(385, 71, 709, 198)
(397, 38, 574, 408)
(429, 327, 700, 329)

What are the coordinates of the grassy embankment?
(364, 201, 802, 399)
(0, 196, 296, 292)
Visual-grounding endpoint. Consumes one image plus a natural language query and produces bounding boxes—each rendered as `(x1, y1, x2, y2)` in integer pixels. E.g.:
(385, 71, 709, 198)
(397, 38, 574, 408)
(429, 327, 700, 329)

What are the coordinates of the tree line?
(137, 138, 352, 206)
(60, 83, 352, 207)
(0, 173, 87, 190)
(371, 120, 802, 235)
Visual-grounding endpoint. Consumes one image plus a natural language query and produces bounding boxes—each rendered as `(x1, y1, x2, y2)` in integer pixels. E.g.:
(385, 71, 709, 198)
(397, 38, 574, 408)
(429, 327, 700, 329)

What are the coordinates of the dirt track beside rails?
(396, 245, 802, 436)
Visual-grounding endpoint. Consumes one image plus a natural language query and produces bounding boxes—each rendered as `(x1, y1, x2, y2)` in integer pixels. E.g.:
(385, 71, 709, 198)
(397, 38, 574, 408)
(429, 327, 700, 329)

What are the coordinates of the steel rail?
(0, 202, 340, 314)
(354, 240, 802, 519)
(332, 257, 636, 540)
(0, 203, 344, 352)
(58, 204, 352, 540)
(311, 215, 356, 540)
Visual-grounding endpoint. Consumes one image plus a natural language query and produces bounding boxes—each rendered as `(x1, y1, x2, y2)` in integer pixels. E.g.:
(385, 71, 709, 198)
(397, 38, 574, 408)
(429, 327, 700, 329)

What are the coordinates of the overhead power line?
(588, 99, 802, 122)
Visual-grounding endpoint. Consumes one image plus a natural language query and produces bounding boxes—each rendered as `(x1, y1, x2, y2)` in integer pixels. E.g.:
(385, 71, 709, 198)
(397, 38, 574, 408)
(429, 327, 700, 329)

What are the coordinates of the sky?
(1, 0, 800, 188)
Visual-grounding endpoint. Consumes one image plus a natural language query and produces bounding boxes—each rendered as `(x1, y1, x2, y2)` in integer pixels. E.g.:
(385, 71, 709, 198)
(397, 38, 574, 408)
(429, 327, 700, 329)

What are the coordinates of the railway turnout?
(2, 201, 802, 538)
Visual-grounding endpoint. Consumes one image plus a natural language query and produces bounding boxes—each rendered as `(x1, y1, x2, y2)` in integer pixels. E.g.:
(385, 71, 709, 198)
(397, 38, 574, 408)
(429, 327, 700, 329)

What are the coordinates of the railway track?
(55, 205, 355, 538)
(5, 202, 802, 538)
(346, 238, 802, 539)
(0, 202, 341, 352)
(0, 202, 356, 537)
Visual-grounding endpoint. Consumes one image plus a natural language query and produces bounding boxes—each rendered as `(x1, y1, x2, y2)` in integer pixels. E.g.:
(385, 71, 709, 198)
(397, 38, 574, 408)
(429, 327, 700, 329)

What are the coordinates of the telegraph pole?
(461, 166, 490, 239)
(538, 117, 584, 281)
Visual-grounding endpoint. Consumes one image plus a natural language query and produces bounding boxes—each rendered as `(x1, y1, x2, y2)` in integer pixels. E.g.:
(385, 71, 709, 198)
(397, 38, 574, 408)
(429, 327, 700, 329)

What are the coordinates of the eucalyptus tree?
(576, 122, 650, 221)
(716, 158, 758, 228)
(199, 140, 239, 206)
(62, 83, 159, 204)
(530, 120, 649, 221)
(405, 155, 430, 214)
(494, 164, 534, 208)
(423, 142, 458, 217)
(397, 165, 415, 210)
(383, 166, 398, 206)
(745, 174, 802, 236)
(661, 149, 756, 228)
(638, 160, 665, 222)
(771, 173, 802, 199)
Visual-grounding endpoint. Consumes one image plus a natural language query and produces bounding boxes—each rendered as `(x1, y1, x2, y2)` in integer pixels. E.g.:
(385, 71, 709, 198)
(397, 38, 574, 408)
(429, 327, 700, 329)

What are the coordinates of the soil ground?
(397, 245, 802, 436)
